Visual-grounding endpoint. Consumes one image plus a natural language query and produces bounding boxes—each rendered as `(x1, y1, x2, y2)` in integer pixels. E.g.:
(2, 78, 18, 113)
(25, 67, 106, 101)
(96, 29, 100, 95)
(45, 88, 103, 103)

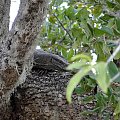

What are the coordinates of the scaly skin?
(33, 49, 69, 71)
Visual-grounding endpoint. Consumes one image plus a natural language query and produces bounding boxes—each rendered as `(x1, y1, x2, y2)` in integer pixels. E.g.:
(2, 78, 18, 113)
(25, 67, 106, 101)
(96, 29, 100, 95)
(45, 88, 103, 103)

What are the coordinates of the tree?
(0, 0, 48, 118)
(0, 1, 84, 120)
(0, 0, 120, 120)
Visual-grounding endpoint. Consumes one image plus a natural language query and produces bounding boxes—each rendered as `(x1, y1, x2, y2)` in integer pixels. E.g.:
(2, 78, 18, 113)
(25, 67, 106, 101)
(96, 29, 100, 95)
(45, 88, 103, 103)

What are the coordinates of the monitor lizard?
(33, 49, 69, 71)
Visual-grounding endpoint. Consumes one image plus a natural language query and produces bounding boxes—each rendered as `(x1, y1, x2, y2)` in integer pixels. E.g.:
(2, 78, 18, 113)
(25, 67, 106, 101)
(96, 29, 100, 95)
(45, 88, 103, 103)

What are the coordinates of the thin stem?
(53, 13, 73, 41)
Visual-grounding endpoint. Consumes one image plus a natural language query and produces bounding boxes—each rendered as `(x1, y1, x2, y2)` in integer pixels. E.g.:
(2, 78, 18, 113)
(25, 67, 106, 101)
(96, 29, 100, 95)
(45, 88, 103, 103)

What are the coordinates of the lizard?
(33, 49, 69, 71)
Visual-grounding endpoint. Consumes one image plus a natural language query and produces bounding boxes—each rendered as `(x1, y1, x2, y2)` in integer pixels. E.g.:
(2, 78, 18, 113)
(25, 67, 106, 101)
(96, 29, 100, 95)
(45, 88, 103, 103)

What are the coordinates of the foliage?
(39, 0, 120, 119)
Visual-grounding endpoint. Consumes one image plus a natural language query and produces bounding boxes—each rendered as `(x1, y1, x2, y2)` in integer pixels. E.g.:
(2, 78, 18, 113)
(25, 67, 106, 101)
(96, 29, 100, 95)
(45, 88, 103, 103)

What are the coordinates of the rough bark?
(3, 67, 97, 120)
(5, 64, 113, 120)
(0, 0, 48, 106)
(0, 0, 10, 42)
(0, 50, 113, 120)
(0, 0, 11, 89)
(0, 0, 48, 118)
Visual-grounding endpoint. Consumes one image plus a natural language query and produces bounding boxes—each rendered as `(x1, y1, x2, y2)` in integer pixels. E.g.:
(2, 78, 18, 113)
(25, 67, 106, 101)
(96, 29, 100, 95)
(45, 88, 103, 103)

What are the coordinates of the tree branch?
(0, 0, 11, 42)
(53, 13, 73, 41)
(0, 0, 48, 104)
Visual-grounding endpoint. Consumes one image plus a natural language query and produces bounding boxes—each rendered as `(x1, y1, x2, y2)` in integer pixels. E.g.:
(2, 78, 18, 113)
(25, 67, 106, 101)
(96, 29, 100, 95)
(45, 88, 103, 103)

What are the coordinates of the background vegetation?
(38, 0, 120, 119)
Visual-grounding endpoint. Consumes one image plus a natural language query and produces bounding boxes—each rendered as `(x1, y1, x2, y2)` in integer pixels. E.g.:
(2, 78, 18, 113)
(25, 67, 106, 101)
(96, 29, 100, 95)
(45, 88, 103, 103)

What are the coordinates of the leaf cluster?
(38, 0, 120, 119)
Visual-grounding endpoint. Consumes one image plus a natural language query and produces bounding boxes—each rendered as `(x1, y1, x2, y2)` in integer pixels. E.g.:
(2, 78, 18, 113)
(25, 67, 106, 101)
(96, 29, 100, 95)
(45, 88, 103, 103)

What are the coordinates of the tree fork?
(0, 0, 48, 106)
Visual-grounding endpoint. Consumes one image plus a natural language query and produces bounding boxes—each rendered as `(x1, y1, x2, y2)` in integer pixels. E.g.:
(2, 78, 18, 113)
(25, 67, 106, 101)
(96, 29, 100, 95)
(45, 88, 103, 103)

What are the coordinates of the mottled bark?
(0, 0, 11, 81)
(0, 0, 48, 106)
(4, 68, 95, 120)
(0, 0, 48, 118)
(0, 50, 114, 120)
(5, 66, 114, 120)
(0, 0, 10, 42)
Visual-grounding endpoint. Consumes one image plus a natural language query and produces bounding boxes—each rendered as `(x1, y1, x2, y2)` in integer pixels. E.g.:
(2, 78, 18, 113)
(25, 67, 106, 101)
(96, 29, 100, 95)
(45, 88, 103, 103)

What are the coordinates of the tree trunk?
(0, 0, 48, 118)
(4, 66, 99, 120)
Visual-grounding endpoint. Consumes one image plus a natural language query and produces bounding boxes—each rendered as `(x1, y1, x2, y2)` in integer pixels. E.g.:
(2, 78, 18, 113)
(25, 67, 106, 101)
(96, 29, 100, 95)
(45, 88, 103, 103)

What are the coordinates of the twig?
(53, 13, 73, 41)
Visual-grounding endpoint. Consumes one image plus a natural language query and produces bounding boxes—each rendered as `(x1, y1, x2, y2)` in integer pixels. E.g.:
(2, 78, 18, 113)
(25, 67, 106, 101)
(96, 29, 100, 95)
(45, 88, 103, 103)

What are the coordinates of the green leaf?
(81, 20, 92, 38)
(107, 18, 115, 28)
(81, 95, 95, 104)
(71, 27, 83, 38)
(74, 87, 85, 94)
(100, 14, 114, 22)
(67, 49, 74, 60)
(94, 62, 110, 93)
(62, 48, 68, 59)
(107, 1, 116, 8)
(107, 61, 120, 82)
(87, 23, 93, 36)
(94, 42, 107, 61)
(65, 6, 75, 20)
(95, 93, 108, 112)
(87, 0, 96, 2)
(94, 26, 114, 36)
(114, 100, 120, 115)
(49, 16, 56, 24)
(71, 54, 92, 62)
(80, 107, 101, 115)
(66, 61, 87, 70)
(94, 28, 105, 37)
(72, 41, 78, 49)
(114, 51, 120, 60)
(54, 0, 63, 6)
(116, 18, 120, 32)
(92, 5, 102, 17)
(76, 7, 89, 20)
(115, 0, 120, 4)
(101, 26, 114, 36)
(66, 66, 92, 103)
(113, 28, 120, 36)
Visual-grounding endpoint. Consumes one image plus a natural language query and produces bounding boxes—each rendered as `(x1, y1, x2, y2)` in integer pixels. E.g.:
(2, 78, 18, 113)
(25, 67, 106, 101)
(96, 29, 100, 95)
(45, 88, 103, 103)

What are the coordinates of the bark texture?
(0, 50, 113, 120)
(5, 68, 95, 120)
(0, 0, 48, 107)
(0, 0, 48, 118)
(0, 0, 10, 42)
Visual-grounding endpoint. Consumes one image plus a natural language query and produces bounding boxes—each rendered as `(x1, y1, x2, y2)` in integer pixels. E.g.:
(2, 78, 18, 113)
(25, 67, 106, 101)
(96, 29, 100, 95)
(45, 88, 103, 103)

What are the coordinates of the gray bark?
(0, 0, 11, 81)
(0, 0, 48, 118)
(2, 65, 97, 120)
(0, 0, 48, 104)
(0, 0, 10, 42)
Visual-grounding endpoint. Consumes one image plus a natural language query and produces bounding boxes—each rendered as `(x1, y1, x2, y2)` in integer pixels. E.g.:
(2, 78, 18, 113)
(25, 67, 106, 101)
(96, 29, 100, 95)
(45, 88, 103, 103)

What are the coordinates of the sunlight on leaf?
(66, 61, 88, 70)
(94, 62, 110, 93)
(66, 66, 92, 103)
(71, 54, 92, 62)
(108, 61, 120, 82)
